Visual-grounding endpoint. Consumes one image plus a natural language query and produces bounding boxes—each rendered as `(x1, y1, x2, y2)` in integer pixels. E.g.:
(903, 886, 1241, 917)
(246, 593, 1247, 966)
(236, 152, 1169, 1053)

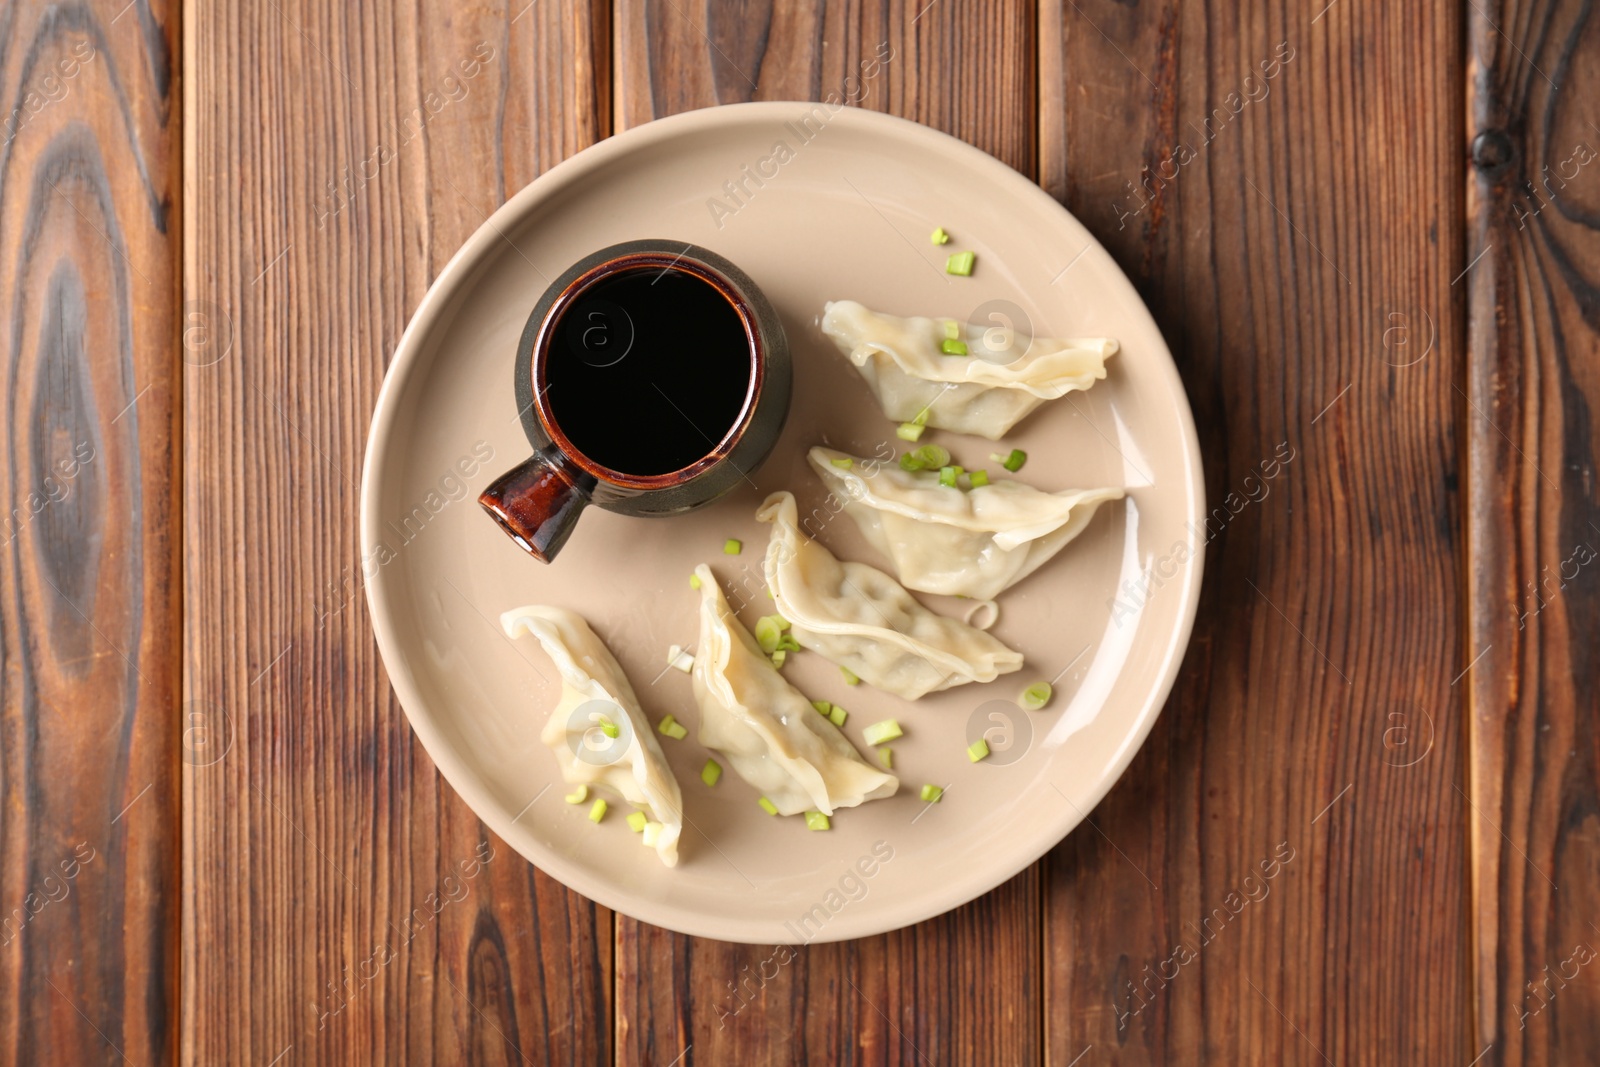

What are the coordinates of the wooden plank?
(612, 3, 1039, 1064)
(614, 0, 1036, 174)
(1040, 1, 1471, 1062)
(0, 1, 180, 1063)
(181, 1, 612, 1063)
(1464, 0, 1600, 1061)
(616, 871, 1038, 1065)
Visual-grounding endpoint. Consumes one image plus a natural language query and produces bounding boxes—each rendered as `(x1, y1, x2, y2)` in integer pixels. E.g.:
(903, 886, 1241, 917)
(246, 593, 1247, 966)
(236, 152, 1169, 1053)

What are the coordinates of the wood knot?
(1471, 129, 1514, 176)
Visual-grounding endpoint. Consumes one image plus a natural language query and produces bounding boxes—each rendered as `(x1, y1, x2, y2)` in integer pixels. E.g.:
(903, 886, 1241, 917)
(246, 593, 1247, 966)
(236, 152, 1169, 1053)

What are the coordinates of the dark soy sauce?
(546, 267, 752, 477)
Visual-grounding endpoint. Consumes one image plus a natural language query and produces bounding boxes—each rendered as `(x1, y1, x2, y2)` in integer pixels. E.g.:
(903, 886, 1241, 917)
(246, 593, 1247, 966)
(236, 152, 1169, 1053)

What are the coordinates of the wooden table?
(3, 0, 1595, 1062)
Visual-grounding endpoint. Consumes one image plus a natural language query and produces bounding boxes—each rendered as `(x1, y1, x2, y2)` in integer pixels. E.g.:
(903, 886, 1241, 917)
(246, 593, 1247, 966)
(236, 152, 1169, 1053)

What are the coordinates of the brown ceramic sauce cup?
(479, 240, 791, 562)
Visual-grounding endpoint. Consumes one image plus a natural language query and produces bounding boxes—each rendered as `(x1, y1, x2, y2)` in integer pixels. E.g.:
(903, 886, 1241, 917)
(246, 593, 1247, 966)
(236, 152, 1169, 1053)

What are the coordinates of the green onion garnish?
(657, 715, 688, 740)
(920, 784, 944, 803)
(597, 715, 620, 739)
(626, 811, 648, 832)
(755, 616, 785, 653)
(946, 250, 975, 276)
(588, 798, 608, 823)
(969, 469, 990, 488)
(689, 573, 702, 590)
(828, 704, 847, 728)
(879, 747, 893, 769)
(1020, 682, 1053, 710)
(940, 338, 969, 356)
(830, 457, 854, 469)
(967, 739, 990, 763)
(913, 444, 951, 469)
(564, 785, 588, 805)
(701, 758, 723, 786)
(758, 796, 779, 815)
(938, 465, 964, 488)
(900, 449, 925, 470)
(944, 319, 961, 340)
(770, 650, 787, 669)
(805, 811, 831, 831)
(992, 449, 1027, 472)
(863, 719, 903, 745)
(931, 226, 951, 245)
(811, 699, 831, 716)
(897, 422, 926, 442)
(724, 538, 742, 555)
(642, 821, 664, 847)
(840, 666, 860, 686)
(775, 634, 800, 652)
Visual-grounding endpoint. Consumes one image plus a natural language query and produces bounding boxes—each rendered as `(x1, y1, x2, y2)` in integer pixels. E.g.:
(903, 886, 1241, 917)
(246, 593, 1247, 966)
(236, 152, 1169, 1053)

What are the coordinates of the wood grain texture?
(0, 1, 179, 1064)
(1465, 0, 1600, 1061)
(614, 0, 1036, 174)
(611, 3, 1041, 1064)
(181, 1, 612, 1063)
(1041, 0, 1472, 1063)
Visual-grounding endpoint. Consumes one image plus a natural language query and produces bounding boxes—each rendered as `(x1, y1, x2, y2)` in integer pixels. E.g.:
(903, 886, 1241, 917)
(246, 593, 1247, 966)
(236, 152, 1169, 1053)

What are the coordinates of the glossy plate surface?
(362, 102, 1204, 943)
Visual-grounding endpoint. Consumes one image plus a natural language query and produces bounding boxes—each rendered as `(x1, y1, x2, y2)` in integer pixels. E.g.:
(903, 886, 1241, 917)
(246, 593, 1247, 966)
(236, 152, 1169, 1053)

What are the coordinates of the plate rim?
(360, 100, 1206, 943)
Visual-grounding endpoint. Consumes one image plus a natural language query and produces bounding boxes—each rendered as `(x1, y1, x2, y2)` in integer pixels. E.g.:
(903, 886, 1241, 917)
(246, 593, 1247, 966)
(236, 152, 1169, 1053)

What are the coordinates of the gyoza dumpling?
(757, 492, 1024, 699)
(821, 299, 1116, 439)
(691, 564, 897, 816)
(501, 605, 683, 867)
(808, 446, 1125, 599)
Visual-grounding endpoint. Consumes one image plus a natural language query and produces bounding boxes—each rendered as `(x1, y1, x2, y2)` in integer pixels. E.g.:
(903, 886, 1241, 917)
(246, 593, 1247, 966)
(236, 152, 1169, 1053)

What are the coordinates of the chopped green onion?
(967, 738, 990, 763)
(897, 422, 926, 442)
(597, 716, 620, 739)
(946, 250, 975, 276)
(969, 469, 990, 488)
(992, 449, 1027, 472)
(689, 573, 702, 590)
(944, 319, 961, 341)
(758, 796, 779, 815)
(642, 821, 664, 847)
(811, 699, 831, 716)
(913, 444, 951, 469)
(775, 634, 801, 653)
(588, 798, 608, 823)
(770, 650, 787, 669)
(724, 538, 742, 555)
(931, 226, 951, 245)
(626, 811, 648, 832)
(938, 465, 964, 488)
(940, 338, 969, 356)
(805, 811, 831, 831)
(701, 758, 723, 787)
(920, 784, 944, 803)
(879, 747, 893, 769)
(900, 449, 925, 470)
(755, 616, 785, 653)
(564, 785, 588, 805)
(840, 666, 860, 686)
(863, 719, 903, 745)
(828, 704, 848, 728)
(830, 456, 854, 469)
(657, 715, 688, 740)
(1020, 682, 1053, 710)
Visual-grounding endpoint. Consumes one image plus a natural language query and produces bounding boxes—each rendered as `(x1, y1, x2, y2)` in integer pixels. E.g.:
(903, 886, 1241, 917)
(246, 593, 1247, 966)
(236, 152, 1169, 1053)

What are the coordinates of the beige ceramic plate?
(362, 103, 1203, 943)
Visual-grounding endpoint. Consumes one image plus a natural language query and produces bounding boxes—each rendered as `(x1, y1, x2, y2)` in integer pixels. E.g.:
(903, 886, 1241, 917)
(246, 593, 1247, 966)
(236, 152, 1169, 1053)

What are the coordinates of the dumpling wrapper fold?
(757, 491, 1024, 699)
(808, 446, 1125, 599)
(502, 605, 684, 867)
(691, 564, 897, 816)
(821, 299, 1116, 439)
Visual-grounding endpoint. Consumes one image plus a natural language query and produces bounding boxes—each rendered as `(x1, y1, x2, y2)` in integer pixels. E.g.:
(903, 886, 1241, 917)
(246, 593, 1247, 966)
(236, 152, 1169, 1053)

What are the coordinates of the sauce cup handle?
(477, 449, 591, 563)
